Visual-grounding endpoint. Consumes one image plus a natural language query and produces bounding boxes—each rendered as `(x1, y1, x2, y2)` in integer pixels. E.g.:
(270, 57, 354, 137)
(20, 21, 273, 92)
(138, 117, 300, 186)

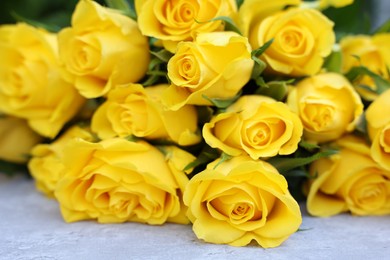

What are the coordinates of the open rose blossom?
(28, 125, 94, 197)
(91, 83, 200, 146)
(237, 0, 301, 38)
(203, 95, 303, 159)
(0, 116, 43, 164)
(184, 155, 302, 247)
(163, 31, 254, 110)
(136, 0, 237, 52)
(365, 89, 390, 170)
(287, 73, 363, 143)
(54, 138, 195, 224)
(246, 7, 334, 76)
(340, 33, 390, 100)
(306, 135, 390, 217)
(58, 0, 150, 98)
(0, 23, 85, 138)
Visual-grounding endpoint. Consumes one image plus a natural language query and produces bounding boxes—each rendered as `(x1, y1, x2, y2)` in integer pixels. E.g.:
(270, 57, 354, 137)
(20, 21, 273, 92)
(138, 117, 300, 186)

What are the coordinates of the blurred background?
(0, 0, 388, 34)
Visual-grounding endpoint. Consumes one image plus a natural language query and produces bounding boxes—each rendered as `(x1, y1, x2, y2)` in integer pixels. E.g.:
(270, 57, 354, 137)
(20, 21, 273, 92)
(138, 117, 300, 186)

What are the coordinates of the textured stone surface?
(1, 174, 390, 260)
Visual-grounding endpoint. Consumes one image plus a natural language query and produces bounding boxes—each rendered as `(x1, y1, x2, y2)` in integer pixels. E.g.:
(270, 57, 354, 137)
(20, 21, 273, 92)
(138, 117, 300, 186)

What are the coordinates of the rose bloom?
(58, 0, 150, 98)
(163, 31, 254, 110)
(287, 73, 363, 143)
(0, 23, 85, 138)
(0, 116, 43, 164)
(237, 0, 301, 37)
(184, 155, 302, 247)
(203, 95, 302, 159)
(244, 7, 334, 76)
(28, 125, 94, 197)
(365, 89, 390, 170)
(54, 138, 195, 224)
(136, 0, 237, 52)
(340, 33, 390, 100)
(91, 83, 200, 146)
(306, 135, 390, 217)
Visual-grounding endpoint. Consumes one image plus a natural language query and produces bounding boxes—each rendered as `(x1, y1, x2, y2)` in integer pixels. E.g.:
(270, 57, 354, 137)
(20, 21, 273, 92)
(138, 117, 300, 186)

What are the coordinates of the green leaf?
(124, 135, 140, 142)
(235, 0, 244, 8)
(355, 84, 377, 94)
(255, 80, 291, 101)
(148, 57, 165, 70)
(297, 228, 313, 232)
(155, 145, 168, 156)
(146, 70, 167, 77)
(323, 0, 371, 41)
(183, 146, 220, 171)
(283, 169, 311, 178)
(298, 140, 320, 151)
(202, 91, 242, 109)
(251, 58, 267, 80)
(150, 49, 174, 62)
(373, 18, 390, 34)
(251, 38, 274, 58)
(323, 49, 342, 73)
(355, 113, 367, 136)
(251, 39, 274, 80)
(213, 152, 233, 169)
(345, 65, 390, 94)
(268, 149, 338, 174)
(142, 50, 171, 86)
(196, 16, 242, 35)
(10, 11, 61, 32)
(105, 0, 136, 20)
(142, 74, 160, 86)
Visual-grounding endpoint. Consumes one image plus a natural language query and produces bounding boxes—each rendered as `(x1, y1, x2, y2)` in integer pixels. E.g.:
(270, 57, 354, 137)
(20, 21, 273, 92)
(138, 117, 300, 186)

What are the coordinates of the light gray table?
(0, 174, 389, 260)
(1, 3, 389, 259)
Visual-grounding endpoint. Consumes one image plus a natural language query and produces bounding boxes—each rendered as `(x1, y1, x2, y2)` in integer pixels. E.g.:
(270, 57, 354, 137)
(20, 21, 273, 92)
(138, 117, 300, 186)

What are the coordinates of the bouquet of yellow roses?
(0, 0, 389, 248)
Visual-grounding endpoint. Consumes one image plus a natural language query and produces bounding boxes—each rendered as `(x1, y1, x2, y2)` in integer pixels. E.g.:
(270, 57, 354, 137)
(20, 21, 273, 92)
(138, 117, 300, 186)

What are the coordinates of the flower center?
(168, 46, 201, 89)
(175, 2, 196, 22)
(231, 202, 252, 219)
(277, 26, 304, 53)
(162, 0, 200, 33)
(244, 118, 286, 147)
(70, 39, 101, 73)
(302, 102, 336, 131)
(120, 98, 148, 133)
(352, 183, 386, 211)
(179, 56, 197, 80)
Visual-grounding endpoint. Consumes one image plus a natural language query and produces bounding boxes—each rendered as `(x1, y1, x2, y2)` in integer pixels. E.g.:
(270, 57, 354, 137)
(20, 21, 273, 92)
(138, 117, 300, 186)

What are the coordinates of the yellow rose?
(162, 32, 254, 110)
(0, 116, 43, 164)
(0, 23, 85, 138)
(58, 0, 150, 98)
(28, 125, 94, 197)
(91, 83, 200, 146)
(365, 89, 390, 170)
(136, 0, 237, 52)
(203, 95, 303, 159)
(248, 7, 334, 76)
(237, 0, 301, 37)
(340, 33, 390, 100)
(318, 0, 354, 9)
(184, 155, 302, 247)
(287, 73, 363, 143)
(55, 138, 194, 224)
(306, 135, 390, 217)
